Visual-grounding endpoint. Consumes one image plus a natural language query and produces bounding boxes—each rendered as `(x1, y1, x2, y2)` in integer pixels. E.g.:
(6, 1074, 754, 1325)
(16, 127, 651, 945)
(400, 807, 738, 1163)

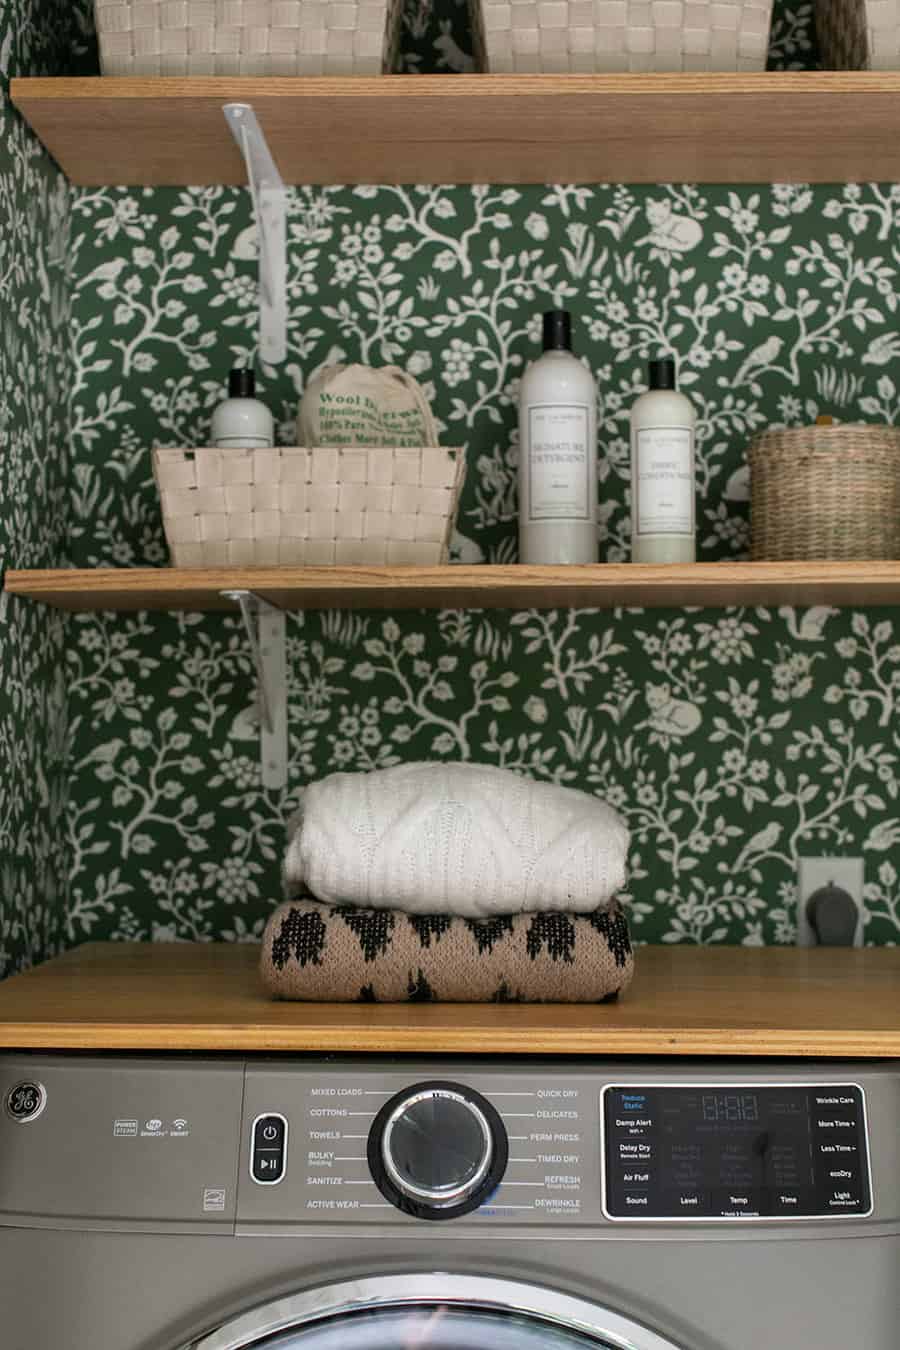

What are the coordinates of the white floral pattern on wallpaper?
(0, 0, 79, 977)
(64, 166, 900, 949)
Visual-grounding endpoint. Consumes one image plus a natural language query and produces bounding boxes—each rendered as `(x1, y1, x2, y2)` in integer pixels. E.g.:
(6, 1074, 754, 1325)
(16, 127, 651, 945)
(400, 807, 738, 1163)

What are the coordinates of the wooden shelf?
(11, 73, 900, 186)
(0, 942, 897, 1055)
(9, 560, 900, 613)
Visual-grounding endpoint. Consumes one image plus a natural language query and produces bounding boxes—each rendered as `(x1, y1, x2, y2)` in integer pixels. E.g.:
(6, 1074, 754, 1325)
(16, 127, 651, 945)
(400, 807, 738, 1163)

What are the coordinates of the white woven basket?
(95, 0, 403, 76)
(479, 0, 773, 71)
(152, 445, 466, 567)
(817, 0, 900, 68)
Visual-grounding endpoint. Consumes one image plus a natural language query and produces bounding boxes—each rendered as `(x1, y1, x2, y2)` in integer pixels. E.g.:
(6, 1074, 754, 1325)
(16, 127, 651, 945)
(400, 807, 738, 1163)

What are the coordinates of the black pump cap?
(542, 309, 572, 352)
(649, 357, 676, 391)
(228, 367, 255, 398)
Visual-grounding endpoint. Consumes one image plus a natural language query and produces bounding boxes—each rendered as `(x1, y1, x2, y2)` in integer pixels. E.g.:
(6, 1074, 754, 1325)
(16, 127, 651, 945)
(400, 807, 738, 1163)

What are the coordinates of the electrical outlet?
(796, 856, 864, 947)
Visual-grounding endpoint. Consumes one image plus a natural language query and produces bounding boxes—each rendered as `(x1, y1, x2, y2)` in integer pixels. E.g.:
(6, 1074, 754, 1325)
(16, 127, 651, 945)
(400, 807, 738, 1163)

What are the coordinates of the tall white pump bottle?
(629, 357, 696, 564)
(518, 309, 598, 565)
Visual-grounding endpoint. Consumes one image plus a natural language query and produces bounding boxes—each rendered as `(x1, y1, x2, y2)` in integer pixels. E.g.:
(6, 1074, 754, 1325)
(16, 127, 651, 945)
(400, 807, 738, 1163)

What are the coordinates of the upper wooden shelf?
(11, 73, 900, 186)
(8, 560, 900, 612)
(0, 942, 896, 1055)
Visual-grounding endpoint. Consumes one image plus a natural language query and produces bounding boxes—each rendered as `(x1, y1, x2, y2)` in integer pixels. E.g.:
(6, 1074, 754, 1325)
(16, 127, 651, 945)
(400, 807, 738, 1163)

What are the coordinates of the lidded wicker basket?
(749, 424, 900, 561)
(152, 444, 466, 567)
(816, 0, 900, 69)
(94, 0, 403, 76)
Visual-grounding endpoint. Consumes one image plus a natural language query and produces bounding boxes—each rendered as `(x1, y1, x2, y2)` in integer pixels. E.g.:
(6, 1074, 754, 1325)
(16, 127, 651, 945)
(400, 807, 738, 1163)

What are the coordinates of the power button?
(5, 1081, 47, 1123)
(251, 1113, 288, 1185)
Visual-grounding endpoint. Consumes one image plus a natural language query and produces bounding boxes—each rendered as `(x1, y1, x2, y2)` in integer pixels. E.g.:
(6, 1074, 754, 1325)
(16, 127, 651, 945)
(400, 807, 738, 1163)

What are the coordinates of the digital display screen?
(602, 1084, 871, 1221)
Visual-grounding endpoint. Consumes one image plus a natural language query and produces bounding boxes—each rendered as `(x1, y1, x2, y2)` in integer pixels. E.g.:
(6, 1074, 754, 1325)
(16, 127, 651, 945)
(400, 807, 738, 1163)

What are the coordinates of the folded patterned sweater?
(260, 896, 634, 1003)
(284, 761, 629, 918)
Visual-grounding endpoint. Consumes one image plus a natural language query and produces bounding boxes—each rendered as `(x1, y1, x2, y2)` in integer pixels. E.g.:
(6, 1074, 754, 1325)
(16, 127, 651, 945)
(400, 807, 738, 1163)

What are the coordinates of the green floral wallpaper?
(0, 0, 85, 977)
(6, 0, 900, 968)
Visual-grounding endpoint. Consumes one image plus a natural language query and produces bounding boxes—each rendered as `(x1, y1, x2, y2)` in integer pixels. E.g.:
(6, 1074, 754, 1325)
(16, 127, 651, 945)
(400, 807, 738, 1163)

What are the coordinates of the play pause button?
(252, 1113, 288, 1184)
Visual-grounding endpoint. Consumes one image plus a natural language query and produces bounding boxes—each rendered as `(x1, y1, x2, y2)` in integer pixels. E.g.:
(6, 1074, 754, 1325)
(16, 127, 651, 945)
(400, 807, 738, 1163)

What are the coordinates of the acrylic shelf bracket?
(223, 102, 287, 366)
(222, 588, 287, 790)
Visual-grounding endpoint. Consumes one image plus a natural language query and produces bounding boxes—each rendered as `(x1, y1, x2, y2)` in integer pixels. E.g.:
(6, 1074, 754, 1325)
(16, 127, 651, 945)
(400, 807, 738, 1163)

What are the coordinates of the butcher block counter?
(0, 943, 896, 1056)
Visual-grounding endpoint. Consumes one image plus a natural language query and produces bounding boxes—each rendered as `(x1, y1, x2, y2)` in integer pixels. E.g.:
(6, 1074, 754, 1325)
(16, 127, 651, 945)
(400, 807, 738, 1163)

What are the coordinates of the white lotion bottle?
(518, 309, 598, 565)
(630, 357, 696, 564)
(211, 368, 274, 448)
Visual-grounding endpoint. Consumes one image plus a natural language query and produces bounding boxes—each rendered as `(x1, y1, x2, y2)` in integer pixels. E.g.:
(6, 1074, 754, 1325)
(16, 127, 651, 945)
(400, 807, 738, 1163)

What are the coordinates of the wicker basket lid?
(749, 423, 900, 461)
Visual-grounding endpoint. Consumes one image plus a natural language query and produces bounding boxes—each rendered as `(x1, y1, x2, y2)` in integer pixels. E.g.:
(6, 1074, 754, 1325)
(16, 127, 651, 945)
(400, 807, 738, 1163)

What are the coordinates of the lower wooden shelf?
(8, 560, 900, 612)
(0, 942, 897, 1055)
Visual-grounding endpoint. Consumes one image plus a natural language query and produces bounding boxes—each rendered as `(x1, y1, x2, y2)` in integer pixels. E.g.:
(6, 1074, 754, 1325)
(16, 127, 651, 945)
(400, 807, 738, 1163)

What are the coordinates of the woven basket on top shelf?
(748, 424, 900, 562)
(477, 0, 774, 72)
(816, 0, 900, 69)
(152, 444, 466, 567)
(94, 0, 403, 76)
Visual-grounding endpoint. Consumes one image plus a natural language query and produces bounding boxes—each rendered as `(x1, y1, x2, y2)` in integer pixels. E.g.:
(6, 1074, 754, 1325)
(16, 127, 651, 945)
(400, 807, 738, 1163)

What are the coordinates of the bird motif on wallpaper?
(734, 336, 784, 389)
(862, 333, 900, 366)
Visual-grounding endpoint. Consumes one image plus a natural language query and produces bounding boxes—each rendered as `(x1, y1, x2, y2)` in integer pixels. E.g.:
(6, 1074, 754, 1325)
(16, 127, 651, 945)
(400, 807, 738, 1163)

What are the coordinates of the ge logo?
(5, 1082, 46, 1122)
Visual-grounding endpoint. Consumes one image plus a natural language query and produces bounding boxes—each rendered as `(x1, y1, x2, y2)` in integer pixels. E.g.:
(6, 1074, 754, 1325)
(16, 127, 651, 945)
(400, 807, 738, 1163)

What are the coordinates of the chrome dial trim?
(381, 1087, 493, 1206)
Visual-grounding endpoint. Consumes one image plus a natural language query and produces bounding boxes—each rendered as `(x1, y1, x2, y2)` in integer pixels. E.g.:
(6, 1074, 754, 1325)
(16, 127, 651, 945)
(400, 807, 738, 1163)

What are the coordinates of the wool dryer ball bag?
(297, 364, 440, 448)
(284, 762, 630, 917)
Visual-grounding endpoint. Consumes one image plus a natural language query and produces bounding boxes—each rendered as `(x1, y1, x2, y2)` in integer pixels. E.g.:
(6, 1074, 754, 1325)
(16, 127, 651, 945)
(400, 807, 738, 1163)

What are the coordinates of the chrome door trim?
(186, 1272, 684, 1350)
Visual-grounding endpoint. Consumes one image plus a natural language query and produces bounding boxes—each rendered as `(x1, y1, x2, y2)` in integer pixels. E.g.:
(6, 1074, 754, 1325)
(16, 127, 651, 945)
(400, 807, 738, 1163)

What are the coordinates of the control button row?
(251, 1113, 288, 1185)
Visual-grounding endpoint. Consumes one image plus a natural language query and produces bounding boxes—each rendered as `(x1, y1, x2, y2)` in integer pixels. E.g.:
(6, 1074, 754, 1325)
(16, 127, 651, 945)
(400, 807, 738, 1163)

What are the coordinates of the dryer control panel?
(0, 1056, 892, 1235)
(602, 1083, 872, 1221)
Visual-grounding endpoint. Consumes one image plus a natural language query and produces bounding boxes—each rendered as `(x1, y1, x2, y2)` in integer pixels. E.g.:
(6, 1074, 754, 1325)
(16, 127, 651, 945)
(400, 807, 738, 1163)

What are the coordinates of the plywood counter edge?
(13, 72, 900, 100)
(1, 1024, 898, 1055)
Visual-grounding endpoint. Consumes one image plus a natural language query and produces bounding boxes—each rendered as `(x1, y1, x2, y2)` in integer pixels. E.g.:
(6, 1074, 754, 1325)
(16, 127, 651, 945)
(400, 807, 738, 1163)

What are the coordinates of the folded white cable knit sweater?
(284, 762, 629, 918)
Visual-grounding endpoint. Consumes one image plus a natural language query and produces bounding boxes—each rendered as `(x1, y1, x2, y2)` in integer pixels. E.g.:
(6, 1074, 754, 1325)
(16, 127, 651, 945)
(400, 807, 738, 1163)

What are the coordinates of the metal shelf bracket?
(223, 102, 287, 366)
(221, 589, 287, 790)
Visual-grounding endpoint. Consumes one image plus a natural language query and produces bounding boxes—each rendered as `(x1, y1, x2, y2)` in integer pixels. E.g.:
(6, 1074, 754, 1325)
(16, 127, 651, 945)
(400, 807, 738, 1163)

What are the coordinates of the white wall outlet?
(796, 856, 864, 947)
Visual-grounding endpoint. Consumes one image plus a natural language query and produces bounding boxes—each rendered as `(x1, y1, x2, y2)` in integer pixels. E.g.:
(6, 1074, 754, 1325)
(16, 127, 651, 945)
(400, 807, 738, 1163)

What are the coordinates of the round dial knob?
(368, 1081, 508, 1220)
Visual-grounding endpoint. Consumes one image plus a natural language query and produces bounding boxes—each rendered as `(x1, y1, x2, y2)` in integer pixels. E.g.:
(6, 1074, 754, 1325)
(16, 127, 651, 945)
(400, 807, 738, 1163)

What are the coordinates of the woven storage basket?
(817, 0, 900, 68)
(152, 445, 466, 566)
(749, 424, 900, 562)
(94, 0, 403, 76)
(478, 0, 773, 71)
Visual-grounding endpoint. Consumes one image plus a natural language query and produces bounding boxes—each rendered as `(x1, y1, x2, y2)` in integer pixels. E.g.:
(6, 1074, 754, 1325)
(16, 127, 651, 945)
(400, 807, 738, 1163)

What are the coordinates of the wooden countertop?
(0, 943, 897, 1056)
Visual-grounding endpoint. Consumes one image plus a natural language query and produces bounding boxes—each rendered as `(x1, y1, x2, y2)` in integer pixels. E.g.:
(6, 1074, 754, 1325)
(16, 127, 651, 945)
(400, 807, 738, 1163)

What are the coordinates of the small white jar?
(210, 368, 274, 449)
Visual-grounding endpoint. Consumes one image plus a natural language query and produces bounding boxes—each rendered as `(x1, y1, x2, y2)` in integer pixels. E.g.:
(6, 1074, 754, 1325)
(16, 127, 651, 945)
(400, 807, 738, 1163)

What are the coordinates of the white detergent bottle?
(629, 356, 696, 564)
(518, 309, 598, 565)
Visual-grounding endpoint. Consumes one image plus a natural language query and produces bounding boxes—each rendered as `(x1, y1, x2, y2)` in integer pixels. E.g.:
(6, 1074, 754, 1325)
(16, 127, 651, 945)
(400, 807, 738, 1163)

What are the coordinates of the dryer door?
(190, 1274, 684, 1350)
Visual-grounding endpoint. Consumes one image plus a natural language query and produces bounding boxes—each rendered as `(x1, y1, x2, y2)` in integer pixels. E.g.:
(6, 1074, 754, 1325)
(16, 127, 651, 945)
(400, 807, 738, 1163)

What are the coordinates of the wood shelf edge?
(14, 72, 900, 98)
(8, 561, 900, 613)
(12, 71, 900, 186)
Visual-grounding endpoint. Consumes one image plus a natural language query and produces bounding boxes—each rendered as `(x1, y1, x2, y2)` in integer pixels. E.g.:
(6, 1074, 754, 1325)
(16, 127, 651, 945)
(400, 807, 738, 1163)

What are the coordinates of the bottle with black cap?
(629, 355, 696, 564)
(518, 309, 597, 565)
(211, 367, 274, 449)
